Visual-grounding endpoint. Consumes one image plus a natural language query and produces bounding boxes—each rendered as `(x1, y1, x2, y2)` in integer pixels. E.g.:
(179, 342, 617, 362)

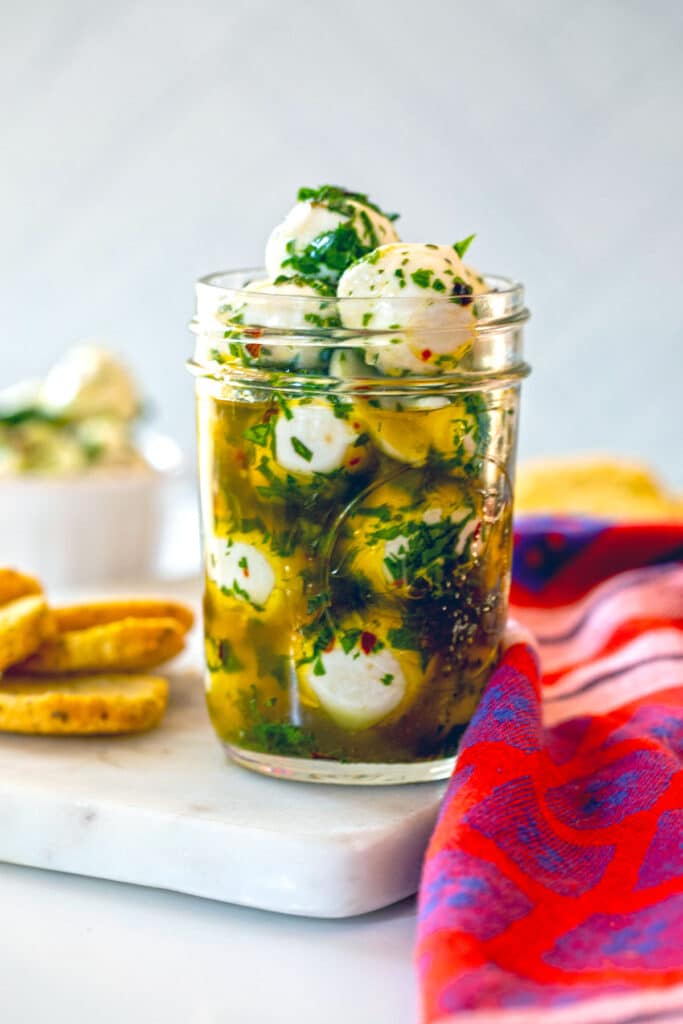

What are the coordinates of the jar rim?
(190, 267, 530, 385)
(194, 267, 528, 333)
(198, 266, 524, 297)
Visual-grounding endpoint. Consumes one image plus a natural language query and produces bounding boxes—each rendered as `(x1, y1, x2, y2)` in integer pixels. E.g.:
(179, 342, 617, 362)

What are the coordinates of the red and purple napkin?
(416, 518, 683, 1024)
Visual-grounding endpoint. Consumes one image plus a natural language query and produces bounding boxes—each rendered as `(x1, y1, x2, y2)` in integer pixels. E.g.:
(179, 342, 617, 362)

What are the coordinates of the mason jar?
(189, 269, 530, 784)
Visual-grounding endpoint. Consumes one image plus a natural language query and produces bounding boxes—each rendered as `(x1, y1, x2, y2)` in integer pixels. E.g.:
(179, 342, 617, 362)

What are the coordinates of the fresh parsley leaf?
(410, 269, 432, 288)
(387, 625, 422, 652)
(453, 234, 476, 260)
(340, 628, 361, 654)
(244, 422, 271, 446)
(295, 185, 399, 223)
(290, 436, 313, 462)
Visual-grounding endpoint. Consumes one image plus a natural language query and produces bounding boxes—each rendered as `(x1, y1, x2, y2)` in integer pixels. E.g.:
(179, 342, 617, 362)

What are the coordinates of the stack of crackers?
(0, 569, 194, 735)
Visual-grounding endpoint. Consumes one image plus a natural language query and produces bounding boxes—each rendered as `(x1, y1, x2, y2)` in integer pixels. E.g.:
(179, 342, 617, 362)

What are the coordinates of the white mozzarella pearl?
(274, 401, 359, 475)
(306, 642, 407, 730)
(207, 537, 275, 608)
(337, 244, 475, 376)
(240, 278, 333, 331)
(231, 278, 335, 370)
(266, 199, 400, 280)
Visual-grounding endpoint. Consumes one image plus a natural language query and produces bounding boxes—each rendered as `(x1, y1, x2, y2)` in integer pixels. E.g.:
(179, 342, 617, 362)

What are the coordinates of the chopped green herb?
(387, 625, 422, 652)
(303, 310, 342, 328)
(244, 422, 271, 446)
(275, 394, 293, 420)
(307, 590, 330, 615)
(273, 273, 336, 297)
(453, 233, 476, 260)
(238, 686, 316, 756)
(290, 436, 313, 462)
(340, 628, 362, 654)
(296, 185, 399, 223)
(410, 269, 433, 288)
(282, 225, 369, 281)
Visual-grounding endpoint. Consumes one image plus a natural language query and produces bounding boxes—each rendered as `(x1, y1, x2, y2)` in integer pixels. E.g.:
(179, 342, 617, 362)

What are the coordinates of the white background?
(2, 0, 682, 484)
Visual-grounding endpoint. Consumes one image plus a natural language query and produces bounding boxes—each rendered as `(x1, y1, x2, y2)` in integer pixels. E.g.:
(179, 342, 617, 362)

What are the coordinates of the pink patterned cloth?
(416, 519, 683, 1024)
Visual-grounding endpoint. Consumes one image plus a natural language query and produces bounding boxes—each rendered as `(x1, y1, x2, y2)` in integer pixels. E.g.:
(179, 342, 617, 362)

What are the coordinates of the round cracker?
(0, 674, 168, 734)
(10, 616, 186, 676)
(53, 598, 194, 634)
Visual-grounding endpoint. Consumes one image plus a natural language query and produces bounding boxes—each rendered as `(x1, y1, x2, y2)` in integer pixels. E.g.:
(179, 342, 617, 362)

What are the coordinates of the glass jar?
(189, 269, 530, 784)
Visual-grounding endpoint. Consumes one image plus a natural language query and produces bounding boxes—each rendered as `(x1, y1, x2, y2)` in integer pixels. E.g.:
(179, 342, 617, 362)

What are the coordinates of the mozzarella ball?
(337, 244, 476, 376)
(206, 535, 276, 609)
(266, 195, 400, 283)
(273, 400, 361, 475)
(337, 478, 479, 599)
(245, 398, 372, 505)
(361, 403, 432, 465)
(298, 614, 421, 730)
(209, 278, 338, 371)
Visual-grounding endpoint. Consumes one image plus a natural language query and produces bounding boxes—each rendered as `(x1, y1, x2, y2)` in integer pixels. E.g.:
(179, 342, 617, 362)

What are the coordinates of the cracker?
(0, 674, 168, 734)
(515, 456, 683, 521)
(11, 617, 186, 675)
(0, 595, 55, 673)
(53, 598, 194, 634)
(0, 569, 43, 607)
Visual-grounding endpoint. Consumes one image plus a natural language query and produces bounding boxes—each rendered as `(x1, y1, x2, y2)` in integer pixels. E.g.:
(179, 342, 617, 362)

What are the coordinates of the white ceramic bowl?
(0, 433, 185, 589)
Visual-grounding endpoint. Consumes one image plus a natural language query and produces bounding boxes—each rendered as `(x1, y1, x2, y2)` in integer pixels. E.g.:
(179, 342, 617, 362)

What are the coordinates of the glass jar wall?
(190, 270, 529, 783)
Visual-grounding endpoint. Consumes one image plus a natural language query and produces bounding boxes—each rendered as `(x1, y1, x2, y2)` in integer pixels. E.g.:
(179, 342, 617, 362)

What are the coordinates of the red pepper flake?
(360, 631, 377, 654)
(324, 637, 336, 653)
(352, 421, 361, 430)
(245, 342, 262, 358)
(420, 349, 432, 361)
(242, 567, 250, 578)
(348, 456, 360, 467)
(244, 327, 263, 339)
(234, 449, 247, 469)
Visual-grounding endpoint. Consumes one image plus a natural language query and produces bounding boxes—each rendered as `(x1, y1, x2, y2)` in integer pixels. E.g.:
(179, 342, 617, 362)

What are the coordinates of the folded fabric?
(416, 518, 683, 1024)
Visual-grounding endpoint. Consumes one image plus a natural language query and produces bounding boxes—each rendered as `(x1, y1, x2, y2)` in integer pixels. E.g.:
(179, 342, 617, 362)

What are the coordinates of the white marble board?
(0, 605, 446, 918)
